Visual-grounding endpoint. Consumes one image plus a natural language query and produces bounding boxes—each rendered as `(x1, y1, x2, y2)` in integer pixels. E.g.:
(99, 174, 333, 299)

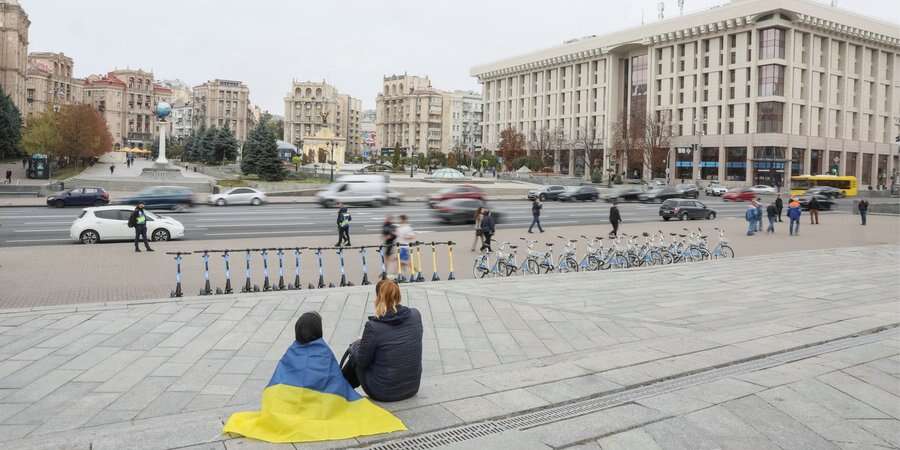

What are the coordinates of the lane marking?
(201, 223, 314, 228)
(13, 229, 69, 233)
(22, 221, 72, 225)
(204, 230, 322, 236)
(5, 238, 72, 243)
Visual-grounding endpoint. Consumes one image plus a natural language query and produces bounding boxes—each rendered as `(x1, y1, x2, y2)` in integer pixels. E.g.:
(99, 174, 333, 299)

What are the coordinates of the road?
(0, 197, 799, 247)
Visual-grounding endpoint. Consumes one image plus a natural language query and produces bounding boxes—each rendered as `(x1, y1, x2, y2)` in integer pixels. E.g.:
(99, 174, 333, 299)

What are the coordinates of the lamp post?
(409, 147, 415, 178)
(329, 141, 335, 182)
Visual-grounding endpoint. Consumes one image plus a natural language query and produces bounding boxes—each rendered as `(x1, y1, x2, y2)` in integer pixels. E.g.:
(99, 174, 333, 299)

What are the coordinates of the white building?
(471, 0, 899, 187)
(172, 100, 192, 139)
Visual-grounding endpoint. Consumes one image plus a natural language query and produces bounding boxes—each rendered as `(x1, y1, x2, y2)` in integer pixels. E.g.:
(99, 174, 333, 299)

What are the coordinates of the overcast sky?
(25, 0, 899, 113)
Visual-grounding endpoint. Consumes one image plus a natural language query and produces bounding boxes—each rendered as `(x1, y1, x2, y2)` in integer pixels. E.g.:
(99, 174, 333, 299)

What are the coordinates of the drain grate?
(361, 325, 898, 450)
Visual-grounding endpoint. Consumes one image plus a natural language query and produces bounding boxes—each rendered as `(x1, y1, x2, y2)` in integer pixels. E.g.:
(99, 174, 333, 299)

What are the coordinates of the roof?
(470, 0, 900, 78)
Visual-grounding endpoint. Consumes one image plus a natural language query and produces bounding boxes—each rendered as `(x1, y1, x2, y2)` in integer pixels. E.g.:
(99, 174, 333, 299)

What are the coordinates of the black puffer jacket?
(353, 305, 423, 402)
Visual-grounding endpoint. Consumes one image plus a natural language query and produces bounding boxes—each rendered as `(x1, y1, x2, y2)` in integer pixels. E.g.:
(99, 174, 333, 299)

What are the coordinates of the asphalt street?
(0, 197, 846, 247)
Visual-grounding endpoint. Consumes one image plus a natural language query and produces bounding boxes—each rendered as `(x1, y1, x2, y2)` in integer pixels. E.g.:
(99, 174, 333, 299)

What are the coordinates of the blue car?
(46, 187, 110, 208)
(122, 186, 194, 211)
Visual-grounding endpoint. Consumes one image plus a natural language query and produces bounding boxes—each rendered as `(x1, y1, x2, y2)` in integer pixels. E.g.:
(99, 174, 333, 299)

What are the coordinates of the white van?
(316, 175, 401, 207)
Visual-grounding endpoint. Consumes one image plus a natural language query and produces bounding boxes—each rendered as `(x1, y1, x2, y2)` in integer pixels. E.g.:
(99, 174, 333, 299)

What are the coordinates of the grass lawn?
(51, 164, 85, 181)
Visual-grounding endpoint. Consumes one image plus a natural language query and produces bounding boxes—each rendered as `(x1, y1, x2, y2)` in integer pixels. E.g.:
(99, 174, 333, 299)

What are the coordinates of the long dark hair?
(474, 207, 483, 220)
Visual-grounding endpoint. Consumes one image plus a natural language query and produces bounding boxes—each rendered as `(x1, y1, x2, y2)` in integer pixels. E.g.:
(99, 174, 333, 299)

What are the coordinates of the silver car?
(208, 187, 267, 206)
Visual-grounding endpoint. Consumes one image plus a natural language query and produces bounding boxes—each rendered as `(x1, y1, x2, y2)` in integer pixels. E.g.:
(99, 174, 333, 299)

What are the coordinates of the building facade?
(283, 80, 362, 156)
(24, 52, 83, 120)
(471, 0, 900, 187)
(83, 69, 172, 148)
(360, 109, 377, 157)
(376, 75, 483, 157)
(0, 0, 28, 112)
(171, 100, 193, 139)
(192, 79, 251, 142)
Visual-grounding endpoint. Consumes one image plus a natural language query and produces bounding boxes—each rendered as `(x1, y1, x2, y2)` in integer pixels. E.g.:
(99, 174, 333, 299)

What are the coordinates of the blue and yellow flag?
(223, 339, 406, 443)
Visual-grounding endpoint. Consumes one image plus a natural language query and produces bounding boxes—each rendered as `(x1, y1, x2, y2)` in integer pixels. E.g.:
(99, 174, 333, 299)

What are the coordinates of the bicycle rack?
(360, 247, 371, 286)
(241, 249, 253, 293)
(260, 249, 271, 292)
(291, 248, 302, 290)
(199, 250, 212, 296)
(315, 248, 326, 289)
(447, 241, 456, 281)
(167, 252, 190, 298)
(413, 243, 426, 282)
(275, 249, 286, 291)
(222, 250, 233, 294)
(430, 242, 440, 282)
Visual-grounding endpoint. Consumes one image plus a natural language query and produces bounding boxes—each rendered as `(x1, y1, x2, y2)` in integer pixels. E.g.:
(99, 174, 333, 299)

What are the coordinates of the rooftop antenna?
(658, 1, 665, 19)
(641, 8, 645, 25)
(678, 0, 684, 15)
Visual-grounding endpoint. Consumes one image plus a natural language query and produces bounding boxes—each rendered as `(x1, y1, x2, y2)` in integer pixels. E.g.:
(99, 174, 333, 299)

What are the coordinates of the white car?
(748, 185, 777, 194)
(70, 206, 185, 244)
(208, 187, 267, 206)
(705, 183, 729, 196)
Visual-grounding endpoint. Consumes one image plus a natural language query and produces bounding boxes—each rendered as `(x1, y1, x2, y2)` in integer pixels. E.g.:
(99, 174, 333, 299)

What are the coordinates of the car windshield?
(662, 200, 678, 206)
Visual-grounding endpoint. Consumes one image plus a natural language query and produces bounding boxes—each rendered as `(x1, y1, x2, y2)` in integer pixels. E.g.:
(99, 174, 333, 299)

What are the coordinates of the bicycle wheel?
(587, 256, 602, 271)
(472, 258, 490, 278)
(660, 250, 674, 265)
(717, 245, 735, 259)
(565, 258, 579, 273)
(648, 251, 664, 266)
(697, 247, 711, 261)
(523, 258, 540, 275)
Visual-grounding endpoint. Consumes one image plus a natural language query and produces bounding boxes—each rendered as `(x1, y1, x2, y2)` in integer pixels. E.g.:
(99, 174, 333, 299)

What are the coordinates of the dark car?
(558, 186, 599, 202)
(639, 187, 683, 203)
(122, 186, 194, 211)
(675, 184, 700, 198)
(427, 184, 486, 208)
(527, 185, 566, 201)
(602, 187, 645, 203)
(431, 199, 502, 225)
(798, 195, 835, 211)
(659, 199, 717, 221)
(46, 187, 109, 208)
(805, 186, 844, 199)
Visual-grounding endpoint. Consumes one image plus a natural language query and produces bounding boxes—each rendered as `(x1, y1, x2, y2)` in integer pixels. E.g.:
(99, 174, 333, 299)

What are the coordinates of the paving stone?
(75, 350, 144, 383)
(817, 371, 900, 418)
(525, 373, 621, 404)
(0, 355, 72, 389)
(107, 376, 177, 411)
(522, 403, 666, 448)
(644, 416, 726, 450)
(722, 395, 841, 450)
(4, 369, 82, 403)
(136, 391, 197, 419)
(595, 428, 663, 450)
(95, 356, 167, 393)
(3, 381, 99, 425)
(169, 358, 228, 393)
(223, 439, 293, 449)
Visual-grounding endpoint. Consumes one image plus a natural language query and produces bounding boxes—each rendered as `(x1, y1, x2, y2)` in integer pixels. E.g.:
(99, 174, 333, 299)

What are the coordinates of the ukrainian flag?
(223, 339, 406, 443)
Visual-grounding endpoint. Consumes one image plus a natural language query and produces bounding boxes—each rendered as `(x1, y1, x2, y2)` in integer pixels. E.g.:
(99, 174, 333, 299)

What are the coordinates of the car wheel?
(216, 199, 226, 206)
(370, 199, 382, 208)
(94, 199, 106, 206)
(173, 204, 184, 213)
(663, 217, 670, 221)
(53, 200, 65, 208)
(80, 230, 99, 244)
(539, 194, 546, 201)
(707, 212, 716, 220)
(151, 229, 171, 241)
(250, 198, 262, 206)
(679, 212, 688, 221)
(322, 200, 334, 208)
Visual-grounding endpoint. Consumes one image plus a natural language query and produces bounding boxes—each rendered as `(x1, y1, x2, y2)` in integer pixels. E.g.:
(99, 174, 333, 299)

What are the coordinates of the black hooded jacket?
(353, 305, 423, 402)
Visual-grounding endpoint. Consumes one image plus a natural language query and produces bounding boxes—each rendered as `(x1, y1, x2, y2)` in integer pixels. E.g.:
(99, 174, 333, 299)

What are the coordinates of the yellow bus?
(790, 175, 858, 197)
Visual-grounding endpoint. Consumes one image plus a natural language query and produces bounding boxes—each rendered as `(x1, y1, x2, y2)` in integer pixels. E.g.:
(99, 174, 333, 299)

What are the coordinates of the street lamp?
(329, 141, 336, 182)
(409, 147, 415, 178)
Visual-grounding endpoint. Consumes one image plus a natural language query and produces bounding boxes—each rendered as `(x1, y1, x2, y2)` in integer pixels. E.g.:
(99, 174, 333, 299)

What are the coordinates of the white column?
(568, 149, 576, 176)
(155, 121, 168, 165)
(583, 148, 591, 181)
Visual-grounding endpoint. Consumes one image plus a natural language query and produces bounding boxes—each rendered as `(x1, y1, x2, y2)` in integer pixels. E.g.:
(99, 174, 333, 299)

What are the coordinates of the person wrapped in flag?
(223, 312, 406, 443)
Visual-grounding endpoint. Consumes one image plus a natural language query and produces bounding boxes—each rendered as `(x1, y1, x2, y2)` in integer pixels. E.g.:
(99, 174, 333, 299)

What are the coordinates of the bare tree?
(549, 126, 568, 173)
(610, 111, 638, 181)
(641, 112, 672, 181)
(527, 127, 553, 170)
(574, 126, 605, 180)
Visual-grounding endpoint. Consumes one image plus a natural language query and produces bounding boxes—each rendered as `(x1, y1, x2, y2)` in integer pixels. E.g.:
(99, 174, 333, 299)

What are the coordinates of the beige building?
(24, 52, 82, 120)
(0, 0, 29, 111)
(471, 0, 900, 187)
(192, 79, 251, 142)
(376, 75, 483, 157)
(284, 80, 362, 156)
(83, 69, 172, 148)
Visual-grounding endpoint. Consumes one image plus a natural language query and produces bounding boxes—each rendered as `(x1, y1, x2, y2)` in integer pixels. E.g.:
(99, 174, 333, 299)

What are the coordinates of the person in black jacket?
(480, 209, 496, 252)
(609, 201, 622, 237)
(774, 196, 784, 222)
(528, 199, 544, 233)
(127, 202, 154, 252)
(342, 280, 423, 402)
(808, 196, 820, 225)
(335, 204, 351, 247)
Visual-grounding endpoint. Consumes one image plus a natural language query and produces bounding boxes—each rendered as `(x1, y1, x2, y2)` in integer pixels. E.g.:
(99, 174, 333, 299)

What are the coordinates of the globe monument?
(154, 101, 172, 166)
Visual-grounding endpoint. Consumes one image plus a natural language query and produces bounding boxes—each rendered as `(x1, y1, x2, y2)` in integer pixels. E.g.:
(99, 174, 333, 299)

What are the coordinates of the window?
(757, 102, 783, 133)
(759, 28, 785, 59)
(758, 65, 785, 96)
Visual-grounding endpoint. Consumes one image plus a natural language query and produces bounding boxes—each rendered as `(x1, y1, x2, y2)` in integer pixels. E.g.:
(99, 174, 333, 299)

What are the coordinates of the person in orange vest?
(787, 198, 802, 236)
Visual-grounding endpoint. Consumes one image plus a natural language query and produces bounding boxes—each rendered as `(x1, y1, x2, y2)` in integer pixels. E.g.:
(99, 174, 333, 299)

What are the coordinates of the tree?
(528, 127, 553, 170)
(253, 125, 285, 181)
(610, 110, 643, 182)
(549, 127, 568, 172)
(391, 142, 402, 170)
(56, 104, 112, 162)
(213, 126, 239, 163)
(241, 122, 267, 175)
(497, 127, 526, 170)
(574, 126, 605, 181)
(260, 112, 284, 141)
(641, 112, 672, 181)
(0, 87, 22, 159)
(21, 111, 61, 159)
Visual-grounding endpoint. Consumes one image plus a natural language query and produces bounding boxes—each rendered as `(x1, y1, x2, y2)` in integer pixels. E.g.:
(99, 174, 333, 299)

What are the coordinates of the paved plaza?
(0, 242, 897, 449)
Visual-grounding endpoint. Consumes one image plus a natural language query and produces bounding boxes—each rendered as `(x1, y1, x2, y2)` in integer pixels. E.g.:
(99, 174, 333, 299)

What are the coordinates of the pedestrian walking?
(858, 199, 869, 226)
(808, 196, 820, 224)
(127, 202, 154, 252)
(4, 169, 11, 184)
(480, 210, 496, 252)
(335, 204, 352, 247)
(609, 201, 622, 237)
(528, 199, 544, 233)
(470, 207, 484, 251)
(766, 202, 777, 234)
(775, 196, 783, 222)
(395, 215, 415, 278)
(22, 157, 27, 168)
(745, 203, 758, 236)
(787, 198, 802, 235)
(109, 165, 115, 175)
(754, 199, 764, 233)
(382, 216, 397, 277)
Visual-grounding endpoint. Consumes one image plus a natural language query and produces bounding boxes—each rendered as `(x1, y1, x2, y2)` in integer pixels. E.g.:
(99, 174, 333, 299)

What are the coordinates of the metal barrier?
(166, 241, 456, 298)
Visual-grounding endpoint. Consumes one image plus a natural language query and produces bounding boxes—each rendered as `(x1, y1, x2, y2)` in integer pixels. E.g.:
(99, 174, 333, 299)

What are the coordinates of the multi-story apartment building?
(360, 109, 377, 157)
(83, 69, 172, 148)
(376, 75, 484, 156)
(24, 52, 82, 120)
(283, 80, 362, 155)
(471, 0, 900, 187)
(0, 0, 29, 112)
(192, 79, 251, 141)
(443, 90, 483, 154)
(172, 100, 193, 139)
